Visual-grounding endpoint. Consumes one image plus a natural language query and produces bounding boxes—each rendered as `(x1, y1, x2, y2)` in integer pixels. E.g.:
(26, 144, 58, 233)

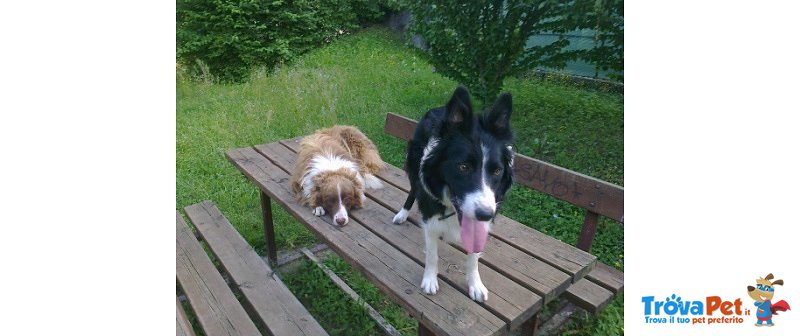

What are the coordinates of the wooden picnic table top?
(226, 137, 598, 336)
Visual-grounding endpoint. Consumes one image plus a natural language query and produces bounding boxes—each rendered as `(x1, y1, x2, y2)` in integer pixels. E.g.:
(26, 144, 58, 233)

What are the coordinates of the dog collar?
(438, 212, 456, 220)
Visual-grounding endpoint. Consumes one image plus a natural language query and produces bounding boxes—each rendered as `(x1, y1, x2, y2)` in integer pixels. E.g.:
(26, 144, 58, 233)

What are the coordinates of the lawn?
(177, 27, 623, 335)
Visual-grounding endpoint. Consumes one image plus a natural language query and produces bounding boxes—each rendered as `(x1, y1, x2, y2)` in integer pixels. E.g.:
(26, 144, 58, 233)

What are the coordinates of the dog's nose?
(336, 217, 347, 226)
(475, 206, 494, 221)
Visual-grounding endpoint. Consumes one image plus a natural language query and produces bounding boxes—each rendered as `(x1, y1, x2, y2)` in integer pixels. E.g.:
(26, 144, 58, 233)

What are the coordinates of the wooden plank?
(561, 262, 622, 316)
(276, 243, 330, 267)
(384, 112, 418, 142)
(586, 262, 624, 294)
(383, 112, 417, 141)
(512, 154, 623, 223)
(383, 112, 624, 223)
(175, 212, 261, 336)
(273, 139, 583, 300)
(176, 297, 197, 336)
(184, 201, 328, 336)
(226, 147, 505, 336)
(490, 216, 596, 282)
(562, 278, 613, 315)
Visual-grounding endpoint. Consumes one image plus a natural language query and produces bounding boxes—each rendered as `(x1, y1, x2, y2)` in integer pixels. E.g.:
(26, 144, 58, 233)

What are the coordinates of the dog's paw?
(468, 274, 489, 302)
(420, 274, 439, 295)
(468, 281, 489, 302)
(313, 207, 325, 216)
(392, 208, 409, 225)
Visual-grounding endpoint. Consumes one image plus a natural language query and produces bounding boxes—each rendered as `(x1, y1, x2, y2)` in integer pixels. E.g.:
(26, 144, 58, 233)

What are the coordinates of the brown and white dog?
(291, 125, 385, 225)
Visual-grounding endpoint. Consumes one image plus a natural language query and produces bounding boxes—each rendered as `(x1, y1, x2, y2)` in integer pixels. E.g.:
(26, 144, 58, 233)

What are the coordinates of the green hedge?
(177, 0, 391, 81)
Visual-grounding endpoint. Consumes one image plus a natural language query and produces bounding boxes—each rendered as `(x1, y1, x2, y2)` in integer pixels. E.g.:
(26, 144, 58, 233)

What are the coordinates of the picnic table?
(223, 113, 623, 335)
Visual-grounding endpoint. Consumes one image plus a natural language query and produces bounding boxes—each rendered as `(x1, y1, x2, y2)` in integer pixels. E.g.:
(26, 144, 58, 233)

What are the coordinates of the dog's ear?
(483, 93, 513, 139)
(765, 273, 775, 280)
(747, 286, 755, 292)
(772, 279, 784, 286)
(444, 86, 473, 135)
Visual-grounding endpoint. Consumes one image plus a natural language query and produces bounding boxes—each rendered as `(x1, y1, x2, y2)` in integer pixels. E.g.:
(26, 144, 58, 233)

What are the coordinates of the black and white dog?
(392, 86, 514, 302)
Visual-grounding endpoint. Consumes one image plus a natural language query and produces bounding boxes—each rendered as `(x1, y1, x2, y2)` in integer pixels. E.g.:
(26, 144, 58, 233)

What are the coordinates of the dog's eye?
(458, 164, 469, 173)
(493, 168, 502, 176)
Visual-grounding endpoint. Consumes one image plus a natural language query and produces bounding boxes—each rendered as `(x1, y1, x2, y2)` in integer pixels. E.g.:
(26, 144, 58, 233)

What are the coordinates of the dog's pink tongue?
(460, 217, 489, 254)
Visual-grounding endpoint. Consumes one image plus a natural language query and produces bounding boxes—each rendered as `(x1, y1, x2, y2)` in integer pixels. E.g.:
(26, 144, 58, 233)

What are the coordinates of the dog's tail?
(392, 188, 416, 224)
(363, 173, 384, 189)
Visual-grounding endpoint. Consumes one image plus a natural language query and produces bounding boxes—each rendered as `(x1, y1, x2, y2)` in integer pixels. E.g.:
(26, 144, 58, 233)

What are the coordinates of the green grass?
(281, 255, 418, 336)
(177, 27, 623, 335)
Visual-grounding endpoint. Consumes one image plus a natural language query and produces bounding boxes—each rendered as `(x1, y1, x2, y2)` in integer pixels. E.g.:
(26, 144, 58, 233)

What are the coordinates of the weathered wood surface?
(359, 175, 572, 303)
(586, 263, 624, 294)
(260, 190, 278, 266)
(226, 147, 505, 336)
(176, 297, 197, 336)
(383, 112, 624, 223)
(577, 211, 600, 252)
(281, 136, 598, 284)
(228, 118, 621, 331)
(258, 141, 542, 329)
(185, 201, 328, 336)
(562, 278, 614, 315)
(176, 212, 261, 336)
(276, 139, 584, 302)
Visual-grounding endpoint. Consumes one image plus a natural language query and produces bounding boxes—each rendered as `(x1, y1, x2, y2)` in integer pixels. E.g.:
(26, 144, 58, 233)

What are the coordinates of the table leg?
(417, 322, 435, 336)
(260, 190, 277, 267)
(518, 312, 540, 336)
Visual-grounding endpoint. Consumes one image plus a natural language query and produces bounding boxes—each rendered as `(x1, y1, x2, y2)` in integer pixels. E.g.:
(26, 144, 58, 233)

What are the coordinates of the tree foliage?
(406, 0, 623, 103)
(562, 0, 623, 80)
(407, 0, 576, 104)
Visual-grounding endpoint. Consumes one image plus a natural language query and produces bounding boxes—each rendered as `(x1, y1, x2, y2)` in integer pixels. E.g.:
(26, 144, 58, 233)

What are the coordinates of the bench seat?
(176, 201, 327, 336)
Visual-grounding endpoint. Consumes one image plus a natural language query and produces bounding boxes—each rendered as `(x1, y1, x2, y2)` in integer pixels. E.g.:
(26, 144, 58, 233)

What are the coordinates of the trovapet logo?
(642, 272, 791, 327)
(642, 294, 746, 325)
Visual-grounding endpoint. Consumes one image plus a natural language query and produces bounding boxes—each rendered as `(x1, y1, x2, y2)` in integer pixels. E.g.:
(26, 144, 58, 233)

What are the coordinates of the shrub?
(558, 0, 623, 81)
(177, 0, 392, 82)
(404, 0, 624, 102)
(406, 0, 574, 105)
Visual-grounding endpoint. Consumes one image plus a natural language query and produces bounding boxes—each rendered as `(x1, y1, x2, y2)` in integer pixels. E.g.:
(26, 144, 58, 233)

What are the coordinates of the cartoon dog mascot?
(747, 273, 791, 326)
